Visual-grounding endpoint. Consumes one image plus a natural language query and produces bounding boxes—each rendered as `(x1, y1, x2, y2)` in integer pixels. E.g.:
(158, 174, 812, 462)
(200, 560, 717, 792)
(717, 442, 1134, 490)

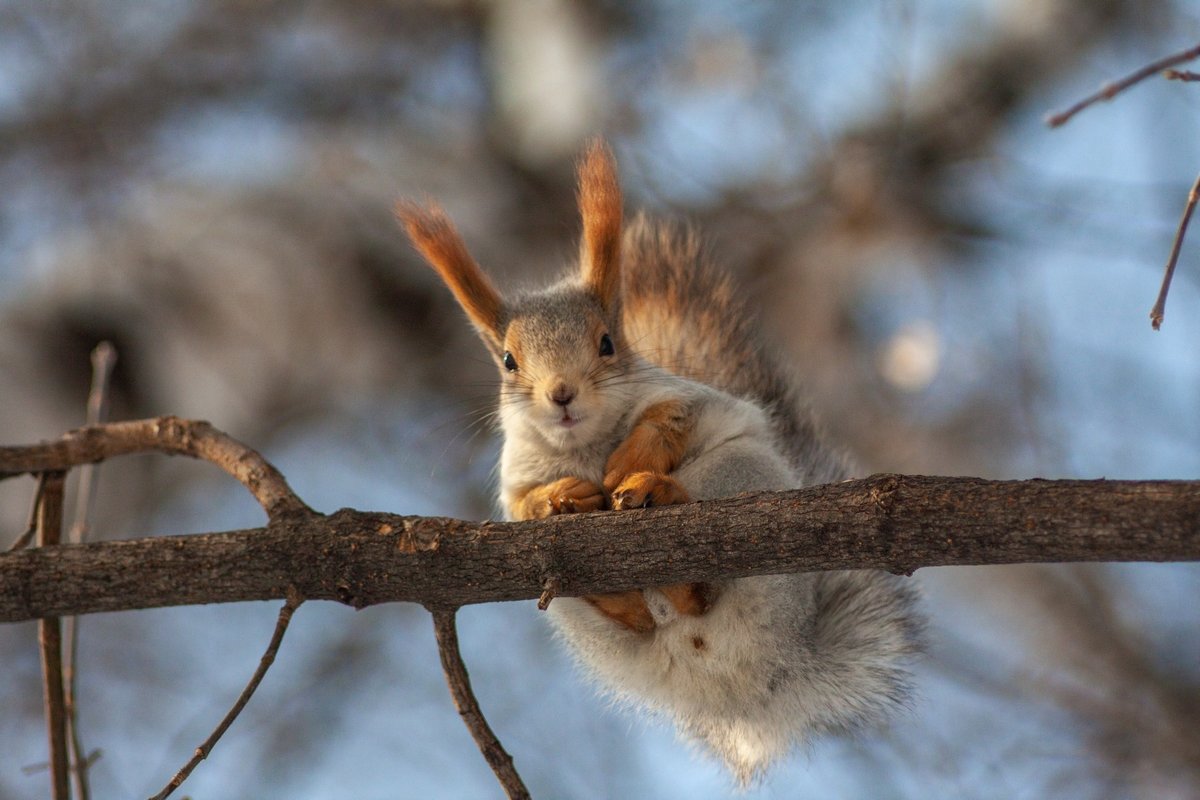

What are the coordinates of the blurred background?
(1, 0, 1199, 797)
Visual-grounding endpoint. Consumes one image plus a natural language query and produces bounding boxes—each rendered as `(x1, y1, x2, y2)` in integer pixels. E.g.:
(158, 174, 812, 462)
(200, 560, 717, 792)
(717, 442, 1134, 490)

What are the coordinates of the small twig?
(1046, 41, 1200, 127)
(69, 341, 118, 543)
(536, 577, 559, 611)
(1150, 171, 1200, 329)
(64, 341, 116, 800)
(149, 587, 304, 800)
(0, 416, 312, 520)
(431, 609, 531, 800)
(1164, 69, 1200, 82)
(36, 472, 70, 800)
(8, 471, 48, 551)
(20, 750, 101, 778)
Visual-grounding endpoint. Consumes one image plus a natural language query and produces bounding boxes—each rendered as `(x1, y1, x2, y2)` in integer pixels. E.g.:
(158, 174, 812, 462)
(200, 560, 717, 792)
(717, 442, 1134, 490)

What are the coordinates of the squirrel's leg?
(602, 400, 714, 618)
(603, 400, 693, 499)
(657, 582, 717, 615)
(584, 592, 656, 634)
(509, 478, 655, 633)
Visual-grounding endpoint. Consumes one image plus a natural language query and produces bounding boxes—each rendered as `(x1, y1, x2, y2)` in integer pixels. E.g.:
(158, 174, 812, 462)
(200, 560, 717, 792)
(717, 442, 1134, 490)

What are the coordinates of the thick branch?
(1, 476, 1197, 624)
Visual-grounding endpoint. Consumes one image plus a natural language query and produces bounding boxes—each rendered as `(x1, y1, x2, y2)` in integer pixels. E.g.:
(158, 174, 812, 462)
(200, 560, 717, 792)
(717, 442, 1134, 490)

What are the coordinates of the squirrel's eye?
(598, 333, 615, 357)
(502, 351, 518, 372)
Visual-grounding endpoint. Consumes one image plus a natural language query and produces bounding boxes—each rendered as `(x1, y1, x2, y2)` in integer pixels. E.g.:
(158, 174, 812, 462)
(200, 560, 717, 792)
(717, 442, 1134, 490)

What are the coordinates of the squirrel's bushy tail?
(616, 216, 922, 785)
(620, 215, 845, 485)
(678, 571, 923, 787)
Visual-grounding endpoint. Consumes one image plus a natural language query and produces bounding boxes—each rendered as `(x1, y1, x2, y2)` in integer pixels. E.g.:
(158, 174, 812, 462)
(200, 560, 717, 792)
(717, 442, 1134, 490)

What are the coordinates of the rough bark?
(2, 475, 1197, 624)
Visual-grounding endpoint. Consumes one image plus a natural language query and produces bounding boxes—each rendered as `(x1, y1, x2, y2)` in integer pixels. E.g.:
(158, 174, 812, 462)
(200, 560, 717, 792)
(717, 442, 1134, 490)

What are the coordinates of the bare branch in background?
(63, 341, 117, 800)
(1045, 40, 1200, 127)
(1046, 40, 1200, 330)
(35, 471, 69, 800)
(68, 342, 118, 543)
(149, 587, 304, 800)
(8, 471, 48, 552)
(1151, 172, 1200, 329)
(431, 609, 530, 800)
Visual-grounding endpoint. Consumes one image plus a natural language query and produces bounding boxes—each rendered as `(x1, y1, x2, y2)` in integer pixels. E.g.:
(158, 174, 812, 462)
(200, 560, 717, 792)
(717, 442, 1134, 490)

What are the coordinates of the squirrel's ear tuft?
(396, 200, 505, 354)
(577, 138, 623, 315)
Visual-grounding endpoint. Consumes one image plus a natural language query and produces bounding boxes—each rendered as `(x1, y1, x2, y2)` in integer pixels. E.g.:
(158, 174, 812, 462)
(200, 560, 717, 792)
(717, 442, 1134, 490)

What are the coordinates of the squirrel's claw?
(542, 477, 607, 517)
(511, 476, 606, 520)
(610, 471, 690, 510)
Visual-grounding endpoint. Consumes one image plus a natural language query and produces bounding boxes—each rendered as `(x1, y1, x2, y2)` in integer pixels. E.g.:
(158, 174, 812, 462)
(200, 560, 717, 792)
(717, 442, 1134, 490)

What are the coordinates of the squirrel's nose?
(550, 383, 576, 407)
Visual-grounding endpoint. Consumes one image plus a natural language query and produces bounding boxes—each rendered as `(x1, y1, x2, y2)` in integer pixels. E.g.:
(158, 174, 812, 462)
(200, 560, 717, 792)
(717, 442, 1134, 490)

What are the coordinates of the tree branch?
(1045, 40, 1200, 127)
(149, 587, 304, 800)
(431, 609, 530, 800)
(1, 475, 1197, 624)
(0, 416, 312, 520)
(1150, 170, 1200, 329)
(35, 471, 69, 800)
(65, 340, 117, 800)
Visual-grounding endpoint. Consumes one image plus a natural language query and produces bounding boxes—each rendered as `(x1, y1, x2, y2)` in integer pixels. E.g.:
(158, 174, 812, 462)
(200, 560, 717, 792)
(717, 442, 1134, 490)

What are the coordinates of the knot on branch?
(151, 415, 194, 449)
(866, 474, 915, 575)
(397, 518, 443, 554)
(868, 473, 902, 513)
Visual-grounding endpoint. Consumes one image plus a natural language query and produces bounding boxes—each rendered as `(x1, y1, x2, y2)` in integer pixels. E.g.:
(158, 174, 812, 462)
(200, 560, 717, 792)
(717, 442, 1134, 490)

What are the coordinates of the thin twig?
(69, 341, 118, 543)
(536, 577, 559, 611)
(36, 471, 70, 800)
(64, 341, 117, 800)
(431, 609, 531, 800)
(149, 587, 304, 800)
(18, 750, 102, 778)
(0, 416, 312, 520)
(1150, 171, 1200, 329)
(1046, 41, 1200, 127)
(1164, 69, 1200, 82)
(8, 471, 48, 551)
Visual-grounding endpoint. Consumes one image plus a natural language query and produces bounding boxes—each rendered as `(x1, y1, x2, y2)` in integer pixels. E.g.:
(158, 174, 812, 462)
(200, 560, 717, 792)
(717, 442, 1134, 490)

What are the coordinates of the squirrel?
(396, 140, 923, 786)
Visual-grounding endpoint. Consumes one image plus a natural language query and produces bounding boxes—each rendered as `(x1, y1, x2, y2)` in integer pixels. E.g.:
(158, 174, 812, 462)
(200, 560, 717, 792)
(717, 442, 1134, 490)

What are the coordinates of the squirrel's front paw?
(611, 471, 691, 510)
(513, 476, 607, 520)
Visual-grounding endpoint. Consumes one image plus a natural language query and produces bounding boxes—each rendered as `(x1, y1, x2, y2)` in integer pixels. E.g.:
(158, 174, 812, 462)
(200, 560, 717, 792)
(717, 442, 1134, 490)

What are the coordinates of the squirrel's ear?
(396, 200, 505, 355)
(577, 139, 623, 315)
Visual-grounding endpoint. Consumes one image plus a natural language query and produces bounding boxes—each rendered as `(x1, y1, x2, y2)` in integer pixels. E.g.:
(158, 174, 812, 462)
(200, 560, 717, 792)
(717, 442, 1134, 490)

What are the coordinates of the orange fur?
(511, 477, 655, 633)
(509, 476, 606, 520)
(603, 399, 711, 618)
(396, 201, 505, 354)
(660, 583, 717, 617)
(603, 400, 693, 492)
(585, 591, 655, 634)
(610, 471, 690, 509)
(577, 139, 623, 314)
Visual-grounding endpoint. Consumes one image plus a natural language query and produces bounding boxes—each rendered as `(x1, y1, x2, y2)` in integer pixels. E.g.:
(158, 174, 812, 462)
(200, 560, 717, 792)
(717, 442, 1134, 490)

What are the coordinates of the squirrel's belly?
(548, 576, 815, 716)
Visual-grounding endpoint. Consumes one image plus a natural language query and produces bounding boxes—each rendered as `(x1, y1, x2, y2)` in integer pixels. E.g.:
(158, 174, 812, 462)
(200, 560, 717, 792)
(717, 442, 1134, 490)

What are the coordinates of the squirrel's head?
(397, 139, 629, 448)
